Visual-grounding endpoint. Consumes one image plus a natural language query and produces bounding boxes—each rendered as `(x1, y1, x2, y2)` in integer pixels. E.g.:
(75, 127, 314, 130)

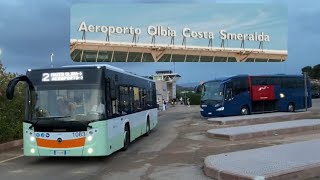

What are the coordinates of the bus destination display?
(41, 71, 84, 82)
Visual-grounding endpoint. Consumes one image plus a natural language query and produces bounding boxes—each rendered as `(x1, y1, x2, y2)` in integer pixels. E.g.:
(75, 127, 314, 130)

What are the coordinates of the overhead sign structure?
(77, 22, 271, 42)
(70, 4, 288, 62)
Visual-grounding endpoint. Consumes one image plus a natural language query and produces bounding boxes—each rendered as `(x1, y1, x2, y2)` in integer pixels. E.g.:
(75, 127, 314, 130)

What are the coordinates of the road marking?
(0, 155, 24, 164)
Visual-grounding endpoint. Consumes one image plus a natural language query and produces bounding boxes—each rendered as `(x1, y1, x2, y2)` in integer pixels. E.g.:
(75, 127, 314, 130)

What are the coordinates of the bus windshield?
(201, 81, 224, 101)
(30, 86, 105, 121)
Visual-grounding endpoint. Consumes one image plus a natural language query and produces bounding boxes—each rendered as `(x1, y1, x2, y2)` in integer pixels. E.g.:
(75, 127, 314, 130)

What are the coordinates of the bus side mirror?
(225, 88, 233, 100)
(195, 85, 202, 93)
(6, 75, 34, 100)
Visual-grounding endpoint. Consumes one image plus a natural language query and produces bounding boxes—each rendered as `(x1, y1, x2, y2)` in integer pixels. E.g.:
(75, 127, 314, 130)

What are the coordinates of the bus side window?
(232, 78, 248, 96)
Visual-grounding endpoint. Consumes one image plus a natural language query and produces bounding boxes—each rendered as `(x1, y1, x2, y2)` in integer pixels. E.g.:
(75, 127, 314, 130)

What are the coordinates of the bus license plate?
(54, 150, 66, 156)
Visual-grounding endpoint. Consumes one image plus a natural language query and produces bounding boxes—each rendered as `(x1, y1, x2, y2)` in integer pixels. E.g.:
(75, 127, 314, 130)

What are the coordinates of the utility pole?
(50, 53, 54, 68)
(304, 72, 308, 111)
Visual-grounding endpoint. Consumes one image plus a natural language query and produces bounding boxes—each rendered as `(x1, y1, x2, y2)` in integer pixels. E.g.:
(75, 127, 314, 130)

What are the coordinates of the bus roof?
(27, 64, 154, 82)
(204, 74, 304, 84)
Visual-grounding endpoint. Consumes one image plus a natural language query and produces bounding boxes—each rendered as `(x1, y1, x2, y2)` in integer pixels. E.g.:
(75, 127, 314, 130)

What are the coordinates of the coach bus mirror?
(6, 75, 34, 100)
(195, 85, 203, 94)
(225, 88, 233, 100)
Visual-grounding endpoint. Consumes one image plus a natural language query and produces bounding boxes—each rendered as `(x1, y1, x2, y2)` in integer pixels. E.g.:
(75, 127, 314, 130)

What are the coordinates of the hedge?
(0, 62, 25, 143)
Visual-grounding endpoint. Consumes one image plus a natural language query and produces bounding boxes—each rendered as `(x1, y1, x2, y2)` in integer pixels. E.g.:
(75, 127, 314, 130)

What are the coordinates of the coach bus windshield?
(201, 81, 224, 101)
(29, 86, 105, 121)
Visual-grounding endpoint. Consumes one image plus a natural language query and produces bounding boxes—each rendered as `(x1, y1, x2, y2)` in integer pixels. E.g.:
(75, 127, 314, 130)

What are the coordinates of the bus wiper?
(77, 120, 93, 129)
(64, 118, 93, 129)
(28, 116, 71, 129)
(29, 118, 43, 129)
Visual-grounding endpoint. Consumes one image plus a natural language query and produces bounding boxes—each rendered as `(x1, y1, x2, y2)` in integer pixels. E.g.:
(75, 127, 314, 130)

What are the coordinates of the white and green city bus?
(6, 64, 158, 156)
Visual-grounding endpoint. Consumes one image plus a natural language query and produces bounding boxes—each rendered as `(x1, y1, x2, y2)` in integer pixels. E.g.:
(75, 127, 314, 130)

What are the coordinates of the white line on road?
(0, 155, 24, 164)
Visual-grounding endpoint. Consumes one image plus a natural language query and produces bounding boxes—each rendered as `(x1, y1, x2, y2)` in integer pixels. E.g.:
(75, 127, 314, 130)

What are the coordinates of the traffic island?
(203, 139, 320, 180)
(207, 111, 312, 126)
(207, 119, 320, 141)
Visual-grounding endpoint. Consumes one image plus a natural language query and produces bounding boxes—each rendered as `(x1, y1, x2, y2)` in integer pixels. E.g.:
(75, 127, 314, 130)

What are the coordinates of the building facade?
(152, 70, 180, 104)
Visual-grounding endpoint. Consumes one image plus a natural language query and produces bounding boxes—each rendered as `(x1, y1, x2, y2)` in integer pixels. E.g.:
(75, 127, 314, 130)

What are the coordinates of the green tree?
(301, 64, 320, 79)
(186, 92, 201, 105)
(0, 62, 25, 143)
(313, 64, 320, 79)
(302, 66, 313, 78)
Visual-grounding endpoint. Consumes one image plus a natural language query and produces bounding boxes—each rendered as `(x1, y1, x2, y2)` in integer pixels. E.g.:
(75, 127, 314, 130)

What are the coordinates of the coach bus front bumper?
(200, 104, 224, 117)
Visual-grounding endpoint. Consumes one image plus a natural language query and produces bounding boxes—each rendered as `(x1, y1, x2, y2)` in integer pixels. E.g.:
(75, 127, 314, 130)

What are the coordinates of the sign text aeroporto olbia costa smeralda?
(78, 21, 271, 42)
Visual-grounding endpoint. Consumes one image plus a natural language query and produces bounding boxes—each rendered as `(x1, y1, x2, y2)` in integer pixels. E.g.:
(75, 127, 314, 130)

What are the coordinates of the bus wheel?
(122, 124, 130, 151)
(145, 119, 150, 136)
(240, 106, 250, 115)
(288, 103, 295, 112)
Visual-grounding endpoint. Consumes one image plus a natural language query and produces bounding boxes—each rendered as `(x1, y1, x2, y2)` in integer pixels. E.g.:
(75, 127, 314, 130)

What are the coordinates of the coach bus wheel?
(122, 124, 130, 151)
(145, 119, 150, 136)
(240, 106, 250, 115)
(288, 103, 295, 112)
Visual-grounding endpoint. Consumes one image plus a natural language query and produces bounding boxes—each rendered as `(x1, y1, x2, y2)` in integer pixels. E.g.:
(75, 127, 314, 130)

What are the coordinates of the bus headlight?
(30, 148, 35, 154)
(280, 93, 285, 98)
(216, 107, 224, 111)
(87, 135, 93, 142)
(87, 148, 93, 154)
(30, 136, 35, 142)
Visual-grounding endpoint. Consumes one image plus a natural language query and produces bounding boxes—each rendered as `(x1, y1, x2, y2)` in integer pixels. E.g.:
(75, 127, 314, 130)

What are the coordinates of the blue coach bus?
(199, 75, 312, 117)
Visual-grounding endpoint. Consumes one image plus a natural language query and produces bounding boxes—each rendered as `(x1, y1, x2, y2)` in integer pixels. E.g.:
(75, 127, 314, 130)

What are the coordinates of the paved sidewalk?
(207, 111, 311, 125)
(207, 119, 320, 140)
(204, 139, 320, 180)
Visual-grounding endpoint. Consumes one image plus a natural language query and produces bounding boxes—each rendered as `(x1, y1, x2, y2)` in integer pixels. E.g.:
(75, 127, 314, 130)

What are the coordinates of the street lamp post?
(304, 72, 308, 111)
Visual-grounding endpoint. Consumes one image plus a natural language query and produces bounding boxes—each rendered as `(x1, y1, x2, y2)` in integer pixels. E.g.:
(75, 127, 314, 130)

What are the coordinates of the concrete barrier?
(207, 119, 320, 141)
(204, 139, 320, 180)
(207, 111, 312, 126)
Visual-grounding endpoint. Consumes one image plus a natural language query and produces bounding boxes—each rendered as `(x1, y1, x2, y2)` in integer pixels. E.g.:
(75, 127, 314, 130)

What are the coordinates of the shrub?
(0, 62, 25, 143)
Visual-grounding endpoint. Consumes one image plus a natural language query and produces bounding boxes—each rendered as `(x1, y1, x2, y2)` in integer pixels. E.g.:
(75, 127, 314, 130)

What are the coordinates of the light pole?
(304, 72, 308, 111)
(50, 53, 54, 68)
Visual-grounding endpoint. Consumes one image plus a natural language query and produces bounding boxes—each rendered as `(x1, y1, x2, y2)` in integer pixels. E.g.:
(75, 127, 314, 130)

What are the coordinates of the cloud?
(292, 9, 320, 35)
(0, 0, 71, 71)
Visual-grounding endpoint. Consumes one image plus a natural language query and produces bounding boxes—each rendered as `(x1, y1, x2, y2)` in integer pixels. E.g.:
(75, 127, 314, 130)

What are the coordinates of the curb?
(203, 139, 320, 180)
(207, 119, 320, 141)
(0, 139, 23, 153)
(207, 111, 313, 126)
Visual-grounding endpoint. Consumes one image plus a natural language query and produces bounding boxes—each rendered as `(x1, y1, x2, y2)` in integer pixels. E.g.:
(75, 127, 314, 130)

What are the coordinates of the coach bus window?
(281, 78, 298, 88)
(233, 78, 249, 95)
(266, 77, 279, 85)
(295, 78, 304, 88)
(252, 77, 268, 85)
(202, 81, 224, 101)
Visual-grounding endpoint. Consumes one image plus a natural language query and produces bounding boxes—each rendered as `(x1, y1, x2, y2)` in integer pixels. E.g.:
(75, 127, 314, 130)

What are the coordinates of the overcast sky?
(0, 0, 319, 84)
